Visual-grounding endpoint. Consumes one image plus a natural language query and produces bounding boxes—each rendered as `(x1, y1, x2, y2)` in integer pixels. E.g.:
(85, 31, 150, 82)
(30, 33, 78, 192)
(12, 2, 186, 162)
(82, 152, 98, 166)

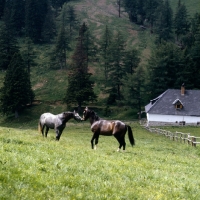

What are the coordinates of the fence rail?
(144, 127, 200, 147)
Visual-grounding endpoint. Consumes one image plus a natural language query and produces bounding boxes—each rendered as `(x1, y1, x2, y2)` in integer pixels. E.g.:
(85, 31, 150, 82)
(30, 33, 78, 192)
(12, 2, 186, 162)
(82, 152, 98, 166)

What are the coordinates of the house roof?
(145, 89, 200, 116)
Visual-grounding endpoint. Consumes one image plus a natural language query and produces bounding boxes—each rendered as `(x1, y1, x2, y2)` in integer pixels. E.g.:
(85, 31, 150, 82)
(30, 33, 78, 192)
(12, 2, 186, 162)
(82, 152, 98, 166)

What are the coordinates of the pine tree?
(0, 0, 5, 19)
(144, 0, 160, 33)
(25, 0, 48, 42)
(174, 1, 190, 43)
(64, 23, 97, 111)
(106, 31, 126, 103)
(123, 0, 138, 23)
(1, 0, 11, 25)
(122, 48, 145, 117)
(21, 37, 36, 74)
(147, 42, 183, 99)
(50, 25, 70, 69)
(83, 25, 98, 67)
(122, 66, 145, 118)
(155, 0, 173, 43)
(65, 5, 79, 37)
(50, 4, 74, 69)
(10, 0, 25, 36)
(137, 0, 146, 25)
(51, 0, 70, 10)
(189, 19, 200, 88)
(0, 52, 35, 117)
(99, 25, 113, 82)
(117, 0, 122, 18)
(174, 51, 194, 89)
(41, 1, 56, 43)
(0, 21, 19, 70)
(124, 49, 140, 75)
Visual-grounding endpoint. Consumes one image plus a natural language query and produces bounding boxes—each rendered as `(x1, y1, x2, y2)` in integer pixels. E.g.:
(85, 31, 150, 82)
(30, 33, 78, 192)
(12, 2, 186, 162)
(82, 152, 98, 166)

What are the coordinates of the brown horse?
(82, 107, 135, 151)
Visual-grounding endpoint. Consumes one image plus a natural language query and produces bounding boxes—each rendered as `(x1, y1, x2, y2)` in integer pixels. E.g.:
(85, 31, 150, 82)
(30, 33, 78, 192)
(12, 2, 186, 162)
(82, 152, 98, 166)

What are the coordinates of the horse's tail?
(127, 125, 135, 146)
(38, 121, 42, 134)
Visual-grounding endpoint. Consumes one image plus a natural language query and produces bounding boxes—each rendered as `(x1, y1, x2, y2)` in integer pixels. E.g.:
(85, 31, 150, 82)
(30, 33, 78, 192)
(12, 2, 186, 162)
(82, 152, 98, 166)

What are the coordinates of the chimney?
(181, 83, 185, 95)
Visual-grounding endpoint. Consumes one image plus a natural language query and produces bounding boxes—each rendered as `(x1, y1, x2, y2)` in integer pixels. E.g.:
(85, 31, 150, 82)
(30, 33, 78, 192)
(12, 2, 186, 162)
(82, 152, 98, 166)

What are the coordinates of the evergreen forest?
(0, 0, 199, 118)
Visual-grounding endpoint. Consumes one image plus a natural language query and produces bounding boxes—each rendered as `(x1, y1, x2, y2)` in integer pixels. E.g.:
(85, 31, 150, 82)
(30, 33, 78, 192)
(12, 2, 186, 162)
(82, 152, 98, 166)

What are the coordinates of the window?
(176, 104, 183, 109)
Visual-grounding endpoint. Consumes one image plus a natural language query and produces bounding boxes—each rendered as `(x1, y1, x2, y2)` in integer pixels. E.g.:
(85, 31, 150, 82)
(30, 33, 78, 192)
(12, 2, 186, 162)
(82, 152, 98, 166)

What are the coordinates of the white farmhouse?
(145, 84, 200, 126)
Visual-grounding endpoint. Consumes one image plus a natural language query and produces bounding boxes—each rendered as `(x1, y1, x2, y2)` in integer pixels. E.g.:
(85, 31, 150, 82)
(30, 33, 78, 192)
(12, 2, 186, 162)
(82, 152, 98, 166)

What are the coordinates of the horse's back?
(91, 120, 114, 136)
(103, 120, 126, 135)
(40, 112, 55, 118)
(40, 113, 56, 120)
(40, 113, 57, 129)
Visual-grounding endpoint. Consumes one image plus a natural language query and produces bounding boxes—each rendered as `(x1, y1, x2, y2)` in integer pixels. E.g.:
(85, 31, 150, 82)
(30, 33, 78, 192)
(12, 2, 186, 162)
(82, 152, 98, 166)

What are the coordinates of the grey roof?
(145, 89, 200, 116)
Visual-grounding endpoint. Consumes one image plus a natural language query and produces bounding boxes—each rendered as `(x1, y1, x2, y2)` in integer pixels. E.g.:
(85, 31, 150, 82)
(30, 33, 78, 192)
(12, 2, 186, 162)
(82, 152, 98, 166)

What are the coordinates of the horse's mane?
(60, 112, 73, 120)
(90, 110, 101, 121)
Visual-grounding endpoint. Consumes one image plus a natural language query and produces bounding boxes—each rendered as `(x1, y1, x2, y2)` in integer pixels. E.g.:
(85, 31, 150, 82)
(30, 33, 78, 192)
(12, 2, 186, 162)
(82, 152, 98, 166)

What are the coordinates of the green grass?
(0, 122, 200, 199)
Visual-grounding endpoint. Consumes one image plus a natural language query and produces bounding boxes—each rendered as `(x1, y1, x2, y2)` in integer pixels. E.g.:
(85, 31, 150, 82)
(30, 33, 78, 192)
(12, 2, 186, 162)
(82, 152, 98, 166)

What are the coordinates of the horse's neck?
(90, 114, 100, 125)
(62, 113, 73, 123)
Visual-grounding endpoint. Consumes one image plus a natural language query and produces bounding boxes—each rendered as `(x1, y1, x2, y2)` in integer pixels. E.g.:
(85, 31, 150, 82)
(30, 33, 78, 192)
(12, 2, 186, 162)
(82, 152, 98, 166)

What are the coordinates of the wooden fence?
(145, 127, 200, 147)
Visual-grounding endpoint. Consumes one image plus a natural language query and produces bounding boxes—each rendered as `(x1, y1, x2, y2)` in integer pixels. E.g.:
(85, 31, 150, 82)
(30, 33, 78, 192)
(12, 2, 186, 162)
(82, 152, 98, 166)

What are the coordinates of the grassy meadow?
(0, 121, 200, 200)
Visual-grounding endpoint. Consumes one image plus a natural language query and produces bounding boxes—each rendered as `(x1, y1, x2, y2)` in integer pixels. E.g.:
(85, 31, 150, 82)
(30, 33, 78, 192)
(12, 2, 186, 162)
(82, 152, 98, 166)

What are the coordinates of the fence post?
(188, 134, 190, 145)
(180, 132, 182, 143)
(192, 137, 196, 147)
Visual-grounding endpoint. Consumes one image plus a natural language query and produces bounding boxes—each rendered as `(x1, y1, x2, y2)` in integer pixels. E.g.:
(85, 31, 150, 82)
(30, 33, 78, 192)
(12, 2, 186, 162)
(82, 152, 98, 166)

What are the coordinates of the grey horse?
(38, 111, 82, 140)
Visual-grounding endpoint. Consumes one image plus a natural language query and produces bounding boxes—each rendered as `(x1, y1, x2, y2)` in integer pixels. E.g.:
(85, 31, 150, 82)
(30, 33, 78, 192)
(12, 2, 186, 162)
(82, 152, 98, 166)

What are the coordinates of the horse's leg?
(45, 127, 49, 137)
(55, 129, 61, 141)
(122, 135, 126, 151)
(91, 133, 97, 149)
(114, 134, 122, 152)
(118, 138, 124, 152)
(94, 134, 99, 150)
(41, 124, 45, 137)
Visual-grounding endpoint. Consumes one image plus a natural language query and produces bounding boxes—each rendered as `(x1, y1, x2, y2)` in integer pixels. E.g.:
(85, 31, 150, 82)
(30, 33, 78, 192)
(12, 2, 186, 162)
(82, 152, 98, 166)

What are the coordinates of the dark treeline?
(123, 0, 200, 99)
(123, 0, 194, 45)
(0, 0, 72, 41)
(0, 0, 199, 118)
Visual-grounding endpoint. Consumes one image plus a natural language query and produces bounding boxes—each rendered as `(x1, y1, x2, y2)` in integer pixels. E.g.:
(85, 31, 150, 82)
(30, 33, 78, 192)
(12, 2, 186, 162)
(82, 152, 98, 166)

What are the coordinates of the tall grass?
(0, 122, 200, 199)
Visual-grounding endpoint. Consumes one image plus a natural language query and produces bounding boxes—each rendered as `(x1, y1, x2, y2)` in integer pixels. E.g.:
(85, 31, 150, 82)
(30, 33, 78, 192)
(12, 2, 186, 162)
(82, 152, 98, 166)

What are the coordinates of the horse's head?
(82, 107, 96, 121)
(82, 107, 90, 121)
(73, 110, 82, 121)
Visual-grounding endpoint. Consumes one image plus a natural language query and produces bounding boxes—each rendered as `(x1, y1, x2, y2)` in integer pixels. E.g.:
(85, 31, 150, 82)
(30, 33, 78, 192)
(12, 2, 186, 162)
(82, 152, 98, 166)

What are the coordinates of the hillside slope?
(31, 0, 199, 104)
(72, 0, 147, 48)
(31, 0, 150, 104)
(0, 0, 199, 121)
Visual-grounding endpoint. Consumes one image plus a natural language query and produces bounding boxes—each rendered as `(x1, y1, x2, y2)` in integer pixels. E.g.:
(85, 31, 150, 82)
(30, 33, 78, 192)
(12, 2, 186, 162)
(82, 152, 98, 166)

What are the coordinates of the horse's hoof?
(117, 148, 120, 152)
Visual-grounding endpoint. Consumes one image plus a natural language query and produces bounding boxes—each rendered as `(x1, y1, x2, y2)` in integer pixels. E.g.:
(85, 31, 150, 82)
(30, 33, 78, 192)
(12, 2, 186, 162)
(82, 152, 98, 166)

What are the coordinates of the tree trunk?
(78, 103, 82, 113)
(15, 110, 19, 118)
(118, 0, 121, 18)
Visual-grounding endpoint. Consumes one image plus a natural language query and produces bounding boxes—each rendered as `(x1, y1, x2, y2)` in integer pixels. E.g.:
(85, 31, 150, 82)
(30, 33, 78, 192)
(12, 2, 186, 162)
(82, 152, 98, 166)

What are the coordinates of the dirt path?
(72, 0, 149, 59)
(72, 0, 139, 46)
(75, 0, 118, 17)
(74, 0, 128, 26)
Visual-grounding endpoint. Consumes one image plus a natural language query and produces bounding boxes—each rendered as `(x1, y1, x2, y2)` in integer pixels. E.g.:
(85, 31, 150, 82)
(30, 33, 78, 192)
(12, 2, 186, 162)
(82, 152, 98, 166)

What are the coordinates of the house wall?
(146, 113, 200, 126)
